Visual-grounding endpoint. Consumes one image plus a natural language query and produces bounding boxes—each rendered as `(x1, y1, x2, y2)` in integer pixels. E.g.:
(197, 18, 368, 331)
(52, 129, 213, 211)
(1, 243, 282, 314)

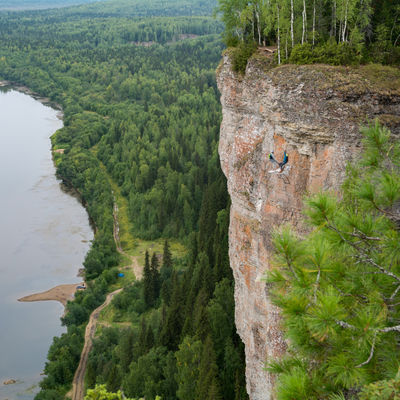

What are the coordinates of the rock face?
(216, 53, 400, 400)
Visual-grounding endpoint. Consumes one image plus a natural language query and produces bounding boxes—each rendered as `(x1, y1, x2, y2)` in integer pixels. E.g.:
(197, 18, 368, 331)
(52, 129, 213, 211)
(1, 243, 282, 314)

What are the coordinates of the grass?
(129, 238, 187, 265)
(88, 151, 187, 328)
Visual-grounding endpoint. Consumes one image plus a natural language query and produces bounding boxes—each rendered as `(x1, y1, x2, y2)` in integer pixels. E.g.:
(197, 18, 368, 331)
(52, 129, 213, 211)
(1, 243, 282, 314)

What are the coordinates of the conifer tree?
(160, 241, 173, 304)
(266, 122, 400, 398)
(196, 335, 221, 400)
(175, 336, 202, 400)
(143, 250, 153, 307)
(159, 271, 184, 350)
(151, 252, 161, 302)
(162, 239, 173, 271)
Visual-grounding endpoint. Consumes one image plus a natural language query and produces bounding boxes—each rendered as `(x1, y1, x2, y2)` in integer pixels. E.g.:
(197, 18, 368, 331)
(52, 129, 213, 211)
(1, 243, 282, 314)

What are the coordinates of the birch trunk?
(285, 34, 288, 58)
(291, 0, 294, 47)
(252, 10, 255, 41)
(332, 0, 336, 38)
(312, 0, 316, 45)
(256, 9, 261, 45)
(302, 0, 307, 44)
(342, 0, 349, 42)
(277, 4, 281, 64)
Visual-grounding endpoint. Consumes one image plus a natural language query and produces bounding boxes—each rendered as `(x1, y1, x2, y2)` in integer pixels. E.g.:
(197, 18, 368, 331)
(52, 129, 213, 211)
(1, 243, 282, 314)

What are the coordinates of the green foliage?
(289, 41, 361, 65)
(217, 0, 399, 66)
(84, 384, 136, 400)
(359, 375, 400, 400)
(266, 122, 400, 398)
(0, 1, 248, 398)
(175, 336, 203, 400)
(85, 177, 247, 399)
(230, 42, 258, 74)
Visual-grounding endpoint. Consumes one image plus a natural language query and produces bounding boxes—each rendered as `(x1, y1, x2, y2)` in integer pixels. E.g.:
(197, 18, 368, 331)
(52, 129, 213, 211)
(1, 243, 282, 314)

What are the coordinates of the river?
(0, 88, 93, 400)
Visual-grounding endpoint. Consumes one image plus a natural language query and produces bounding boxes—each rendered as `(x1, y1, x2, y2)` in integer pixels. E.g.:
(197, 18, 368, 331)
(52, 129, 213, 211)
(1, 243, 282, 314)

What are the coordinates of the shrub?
(230, 41, 257, 74)
(359, 376, 400, 400)
(289, 40, 360, 65)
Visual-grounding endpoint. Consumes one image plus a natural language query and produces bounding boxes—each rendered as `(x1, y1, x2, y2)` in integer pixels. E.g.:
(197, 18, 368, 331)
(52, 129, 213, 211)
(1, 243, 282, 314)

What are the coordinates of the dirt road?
(69, 288, 122, 400)
(67, 198, 142, 400)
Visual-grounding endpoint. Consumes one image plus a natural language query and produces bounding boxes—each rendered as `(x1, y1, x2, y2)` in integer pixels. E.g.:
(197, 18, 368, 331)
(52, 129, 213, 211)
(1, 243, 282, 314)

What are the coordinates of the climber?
(268, 150, 289, 173)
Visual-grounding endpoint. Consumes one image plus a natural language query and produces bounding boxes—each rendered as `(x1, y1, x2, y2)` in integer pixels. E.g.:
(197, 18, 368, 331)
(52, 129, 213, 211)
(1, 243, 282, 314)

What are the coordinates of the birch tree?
(302, 0, 307, 43)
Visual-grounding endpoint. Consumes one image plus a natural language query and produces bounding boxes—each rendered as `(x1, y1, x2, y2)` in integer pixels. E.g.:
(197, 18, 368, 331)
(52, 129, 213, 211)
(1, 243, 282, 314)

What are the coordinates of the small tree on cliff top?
(266, 121, 400, 399)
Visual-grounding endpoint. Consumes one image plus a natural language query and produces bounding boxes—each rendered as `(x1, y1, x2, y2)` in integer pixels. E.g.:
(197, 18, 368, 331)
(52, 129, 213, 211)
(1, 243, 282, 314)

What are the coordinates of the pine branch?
(390, 284, 400, 300)
(335, 320, 356, 329)
(355, 332, 377, 368)
(379, 324, 400, 333)
(349, 230, 381, 241)
(313, 266, 321, 303)
(326, 222, 400, 283)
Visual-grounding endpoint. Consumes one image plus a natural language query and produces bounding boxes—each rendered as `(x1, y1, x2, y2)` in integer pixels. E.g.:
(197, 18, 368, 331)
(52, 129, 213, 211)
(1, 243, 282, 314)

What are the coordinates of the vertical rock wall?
(217, 53, 400, 400)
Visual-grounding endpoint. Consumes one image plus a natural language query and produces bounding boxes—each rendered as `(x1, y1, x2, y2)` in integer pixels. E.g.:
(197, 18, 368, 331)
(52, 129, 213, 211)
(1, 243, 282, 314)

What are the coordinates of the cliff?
(216, 53, 400, 400)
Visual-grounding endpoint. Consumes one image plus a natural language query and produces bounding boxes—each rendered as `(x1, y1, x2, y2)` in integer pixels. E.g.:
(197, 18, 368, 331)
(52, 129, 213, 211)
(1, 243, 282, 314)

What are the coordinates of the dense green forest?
(216, 0, 399, 65)
(0, 1, 248, 399)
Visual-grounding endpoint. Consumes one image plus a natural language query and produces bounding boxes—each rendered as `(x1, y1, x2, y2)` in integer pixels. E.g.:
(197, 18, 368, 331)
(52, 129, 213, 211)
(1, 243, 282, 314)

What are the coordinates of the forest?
(0, 0, 248, 399)
(216, 0, 400, 65)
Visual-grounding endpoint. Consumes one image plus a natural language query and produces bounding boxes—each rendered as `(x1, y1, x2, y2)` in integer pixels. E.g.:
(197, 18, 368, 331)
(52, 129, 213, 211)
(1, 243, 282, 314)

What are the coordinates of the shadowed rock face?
(216, 53, 400, 400)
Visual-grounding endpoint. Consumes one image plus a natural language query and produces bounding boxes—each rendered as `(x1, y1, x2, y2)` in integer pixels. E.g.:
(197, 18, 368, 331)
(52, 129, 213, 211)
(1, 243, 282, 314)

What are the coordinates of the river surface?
(0, 89, 93, 400)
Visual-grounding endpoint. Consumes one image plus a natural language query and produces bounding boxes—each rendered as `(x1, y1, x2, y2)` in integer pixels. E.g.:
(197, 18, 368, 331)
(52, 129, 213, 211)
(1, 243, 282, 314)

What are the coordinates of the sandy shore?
(18, 283, 84, 307)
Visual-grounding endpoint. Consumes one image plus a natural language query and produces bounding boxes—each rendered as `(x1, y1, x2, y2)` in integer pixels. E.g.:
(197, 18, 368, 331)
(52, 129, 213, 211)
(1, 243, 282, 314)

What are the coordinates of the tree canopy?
(216, 0, 400, 65)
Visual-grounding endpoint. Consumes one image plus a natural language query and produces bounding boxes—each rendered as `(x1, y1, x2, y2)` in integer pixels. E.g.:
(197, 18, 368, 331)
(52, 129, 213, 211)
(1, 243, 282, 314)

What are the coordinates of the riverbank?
(0, 80, 63, 117)
(0, 88, 94, 400)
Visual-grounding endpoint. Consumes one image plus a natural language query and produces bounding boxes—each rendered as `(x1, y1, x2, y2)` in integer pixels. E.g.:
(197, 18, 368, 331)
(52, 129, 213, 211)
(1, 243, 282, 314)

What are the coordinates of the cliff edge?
(217, 53, 400, 400)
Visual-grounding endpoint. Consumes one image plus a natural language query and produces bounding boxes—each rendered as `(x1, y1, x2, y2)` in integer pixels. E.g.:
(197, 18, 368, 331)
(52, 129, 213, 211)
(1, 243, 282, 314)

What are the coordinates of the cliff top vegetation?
(216, 0, 399, 71)
(231, 52, 400, 93)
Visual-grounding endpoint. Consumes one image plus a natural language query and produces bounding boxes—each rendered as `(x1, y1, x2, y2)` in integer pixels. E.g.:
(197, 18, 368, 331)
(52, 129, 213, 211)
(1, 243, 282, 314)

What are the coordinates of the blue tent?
(118, 272, 125, 277)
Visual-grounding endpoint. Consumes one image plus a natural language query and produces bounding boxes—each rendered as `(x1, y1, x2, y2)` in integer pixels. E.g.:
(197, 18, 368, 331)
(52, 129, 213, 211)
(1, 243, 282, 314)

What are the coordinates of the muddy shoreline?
(0, 80, 63, 118)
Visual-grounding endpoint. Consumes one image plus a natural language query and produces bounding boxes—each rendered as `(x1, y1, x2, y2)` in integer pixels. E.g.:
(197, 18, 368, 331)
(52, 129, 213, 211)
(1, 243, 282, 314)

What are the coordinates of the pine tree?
(151, 252, 161, 301)
(159, 271, 183, 350)
(175, 336, 202, 400)
(143, 250, 153, 307)
(162, 239, 173, 271)
(266, 122, 400, 398)
(196, 336, 221, 400)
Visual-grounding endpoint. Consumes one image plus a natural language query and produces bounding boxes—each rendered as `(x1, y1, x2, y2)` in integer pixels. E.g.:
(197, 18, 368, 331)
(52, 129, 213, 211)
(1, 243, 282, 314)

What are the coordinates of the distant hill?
(0, 0, 101, 11)
(0, 0, 217, 15)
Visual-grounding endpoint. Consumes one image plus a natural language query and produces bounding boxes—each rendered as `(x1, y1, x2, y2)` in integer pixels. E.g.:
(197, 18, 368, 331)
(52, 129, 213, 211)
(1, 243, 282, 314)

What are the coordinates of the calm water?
(0, 89, 93, 399)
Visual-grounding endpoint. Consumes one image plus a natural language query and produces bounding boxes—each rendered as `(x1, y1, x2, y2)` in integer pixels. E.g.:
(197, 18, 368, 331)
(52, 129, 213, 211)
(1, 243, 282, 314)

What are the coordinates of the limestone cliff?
(216, 53, 400, 400)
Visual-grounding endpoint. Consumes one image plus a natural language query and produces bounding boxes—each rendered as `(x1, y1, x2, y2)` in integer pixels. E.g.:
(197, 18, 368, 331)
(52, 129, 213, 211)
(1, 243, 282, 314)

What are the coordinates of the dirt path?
(69, 288, 122, 400)
(67, 198, 141, 400)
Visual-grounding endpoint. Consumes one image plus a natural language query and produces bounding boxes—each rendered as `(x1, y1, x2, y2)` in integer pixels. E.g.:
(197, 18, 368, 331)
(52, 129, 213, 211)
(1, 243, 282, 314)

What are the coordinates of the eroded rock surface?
(217, 53, 400, 400)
